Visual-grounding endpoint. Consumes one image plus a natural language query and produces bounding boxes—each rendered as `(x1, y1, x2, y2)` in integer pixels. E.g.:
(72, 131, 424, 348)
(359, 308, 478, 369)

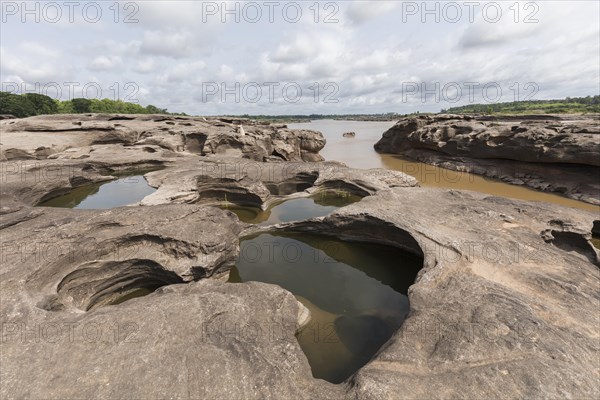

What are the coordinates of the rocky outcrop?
(262, 187, 600, 399)
(375, 114, 600, 165)
(0, 114, 332, 210)
(1, 186, 598, 398)
(140, 158, 418, 208)
(0, 112, 347, 398)
(1, 204, 242, 287)
(1, 113, 598, 399)
(0, 145, 173, 210)
(0, 114, 326, 162)
(375, 114, 600, 204)
(1, 279, 340, 399)
(0, 155, 417, 211)
(0, 203, 340, 398)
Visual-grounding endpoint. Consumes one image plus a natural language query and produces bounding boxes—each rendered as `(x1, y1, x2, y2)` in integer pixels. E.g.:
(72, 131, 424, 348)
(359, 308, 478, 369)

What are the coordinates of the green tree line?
(0, 92, 184, 118)
(442, 95, 600, 114)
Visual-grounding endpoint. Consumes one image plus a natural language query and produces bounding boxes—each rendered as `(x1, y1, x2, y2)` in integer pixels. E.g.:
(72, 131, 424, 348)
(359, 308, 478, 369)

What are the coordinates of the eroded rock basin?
(229, 232, 423, 383)
(222, 192, 362, 225)
(37, 170, 158, 209)
(1, 114, 598, 398)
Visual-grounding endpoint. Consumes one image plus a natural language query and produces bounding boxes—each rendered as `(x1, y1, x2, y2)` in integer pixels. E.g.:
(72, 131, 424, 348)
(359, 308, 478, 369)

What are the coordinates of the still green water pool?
(37, 171, 157, 209)
(222, 192, 361, 225)
(229, 233, 422, 383)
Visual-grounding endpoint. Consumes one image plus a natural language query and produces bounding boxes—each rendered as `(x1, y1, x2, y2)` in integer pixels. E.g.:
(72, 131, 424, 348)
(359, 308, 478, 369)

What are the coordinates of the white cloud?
(1, 0, 598, 114)
(459, 17, 541, 48)
(353, 49, 411, 71)
(135, 1, 214, 29)
(140, 30, 199, 58)
(133, 59, 156, 74)
(0, 44, 67, 83)
(157, 61, 207, 83)
(345, 1, 398, 24)
(89, 55, 123, 71)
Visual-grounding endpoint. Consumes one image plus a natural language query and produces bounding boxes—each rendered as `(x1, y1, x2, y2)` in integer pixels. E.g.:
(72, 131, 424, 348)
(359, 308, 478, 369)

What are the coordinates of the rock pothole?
(36, 167, 163, 209)
(264, 171, 318, 195)
(543, 229, 600, 267)
(56, 259, 184, 311)
(232, 215, 425, 383)
(553, 230, 597, 261)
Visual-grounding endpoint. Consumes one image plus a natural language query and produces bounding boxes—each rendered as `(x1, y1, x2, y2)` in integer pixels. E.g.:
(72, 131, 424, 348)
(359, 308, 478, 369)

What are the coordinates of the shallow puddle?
(229, 233, 422, 383)
(38, 170, 157, 209)
(222, 192, 361, 225)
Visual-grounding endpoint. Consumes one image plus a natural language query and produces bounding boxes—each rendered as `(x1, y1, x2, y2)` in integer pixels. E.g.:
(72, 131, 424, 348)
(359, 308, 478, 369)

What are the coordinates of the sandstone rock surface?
(1, 113, 599, 399)
(0, 114, 325, 162)
(0, 203, 339, 398)
(3, 186, 597, 399)
(140, 158, 418, 208)
(267, 187, 600, 399)
(375, 114, 600, 204)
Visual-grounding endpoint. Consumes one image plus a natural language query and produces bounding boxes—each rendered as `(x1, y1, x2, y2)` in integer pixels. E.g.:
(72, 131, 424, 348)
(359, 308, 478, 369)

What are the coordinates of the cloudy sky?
(1, 1, 598, 115)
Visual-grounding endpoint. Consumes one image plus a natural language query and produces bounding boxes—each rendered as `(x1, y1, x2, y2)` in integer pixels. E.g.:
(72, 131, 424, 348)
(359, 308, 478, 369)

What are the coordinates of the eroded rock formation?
(264, 188, 600, 399)
(375, 114, 600, 204)
(2, 186, 598, 398)
(1, 113, 598, 399)
(141, 158, 418, 208)
(0, 114, 326, 162)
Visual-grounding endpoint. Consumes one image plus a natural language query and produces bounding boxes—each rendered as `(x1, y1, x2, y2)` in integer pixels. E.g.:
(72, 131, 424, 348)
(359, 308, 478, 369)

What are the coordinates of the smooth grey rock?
(0, 148, 171, 207)
(0, 155, 417, 210)
(1, 187, 598, 399)
(0, 276, 341, 399)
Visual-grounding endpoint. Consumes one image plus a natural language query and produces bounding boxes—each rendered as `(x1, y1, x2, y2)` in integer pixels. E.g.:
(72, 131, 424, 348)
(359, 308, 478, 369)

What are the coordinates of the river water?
(288, 120, 599, 212)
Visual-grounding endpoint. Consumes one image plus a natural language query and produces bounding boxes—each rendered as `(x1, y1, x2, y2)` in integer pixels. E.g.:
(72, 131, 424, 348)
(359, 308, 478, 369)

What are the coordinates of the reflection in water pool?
(289, 120, 599, 212)
(222, 192, 361, 225)
(229, 233, 422, 383)
(38, 172, 157, 209)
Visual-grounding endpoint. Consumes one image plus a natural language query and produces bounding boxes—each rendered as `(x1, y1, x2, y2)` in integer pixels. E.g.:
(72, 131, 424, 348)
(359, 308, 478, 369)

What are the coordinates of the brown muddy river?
(289, 120, 599, 213)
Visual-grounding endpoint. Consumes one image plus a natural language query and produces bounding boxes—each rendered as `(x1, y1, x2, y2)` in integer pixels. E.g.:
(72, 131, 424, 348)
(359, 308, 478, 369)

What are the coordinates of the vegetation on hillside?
(0, 92, 183, 118)
(442, 95, 600, 114)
